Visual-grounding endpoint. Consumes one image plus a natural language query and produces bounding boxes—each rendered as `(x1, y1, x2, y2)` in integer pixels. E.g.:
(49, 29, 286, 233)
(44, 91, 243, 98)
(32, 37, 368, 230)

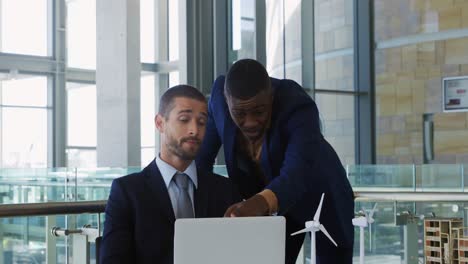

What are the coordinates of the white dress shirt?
(155, 155, 198, 216)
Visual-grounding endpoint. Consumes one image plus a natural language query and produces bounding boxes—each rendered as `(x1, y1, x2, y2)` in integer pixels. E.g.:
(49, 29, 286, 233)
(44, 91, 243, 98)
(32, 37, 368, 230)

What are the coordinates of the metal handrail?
(354, 191, 468, 202)
(0, 192, 467, 218)
(0, 200, 106, 217)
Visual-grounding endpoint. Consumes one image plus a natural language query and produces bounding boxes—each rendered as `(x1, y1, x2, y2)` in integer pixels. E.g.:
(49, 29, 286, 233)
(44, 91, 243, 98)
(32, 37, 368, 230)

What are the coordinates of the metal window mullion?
(353, 0, 375, 164)
(301, 0, 314, 97)
(255, 0, 266, 65)
(213, 0, 228, 76)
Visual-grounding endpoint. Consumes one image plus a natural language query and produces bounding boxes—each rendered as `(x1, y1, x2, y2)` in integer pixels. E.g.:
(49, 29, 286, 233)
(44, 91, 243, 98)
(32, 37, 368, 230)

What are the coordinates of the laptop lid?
(174, 216, 286, 264)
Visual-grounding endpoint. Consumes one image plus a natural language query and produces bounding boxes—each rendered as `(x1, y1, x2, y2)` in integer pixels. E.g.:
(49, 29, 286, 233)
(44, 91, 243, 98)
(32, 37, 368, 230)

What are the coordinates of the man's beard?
(166, 135, 199, 161)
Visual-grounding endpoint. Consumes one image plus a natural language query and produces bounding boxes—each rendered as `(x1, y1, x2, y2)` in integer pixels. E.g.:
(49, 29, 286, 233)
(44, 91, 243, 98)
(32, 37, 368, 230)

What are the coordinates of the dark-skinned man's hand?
(224, 194, 270, 217)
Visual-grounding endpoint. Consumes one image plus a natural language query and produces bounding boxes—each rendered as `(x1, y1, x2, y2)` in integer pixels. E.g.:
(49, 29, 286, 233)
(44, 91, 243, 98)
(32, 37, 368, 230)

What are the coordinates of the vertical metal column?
(255, 0, 266, 66)
(154, 0, 169, 153)
(301, 0, 314, 92)
(46, 216, 57, 264)
(179, 0, 214, 94)
(53, 0, 67, 167)
(353, 0, 376, 164)
(403, 222, 419, 264)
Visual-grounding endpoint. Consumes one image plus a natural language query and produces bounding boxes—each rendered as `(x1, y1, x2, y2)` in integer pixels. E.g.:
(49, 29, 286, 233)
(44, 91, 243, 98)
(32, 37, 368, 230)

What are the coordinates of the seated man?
(100, 85, 240, 264)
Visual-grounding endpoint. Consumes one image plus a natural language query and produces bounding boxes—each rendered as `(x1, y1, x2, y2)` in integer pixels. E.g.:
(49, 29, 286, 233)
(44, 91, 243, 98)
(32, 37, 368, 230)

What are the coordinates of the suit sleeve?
(196, 77, 224, 172)
(265, 104, 325, 215)
(100, 179, 135, 264)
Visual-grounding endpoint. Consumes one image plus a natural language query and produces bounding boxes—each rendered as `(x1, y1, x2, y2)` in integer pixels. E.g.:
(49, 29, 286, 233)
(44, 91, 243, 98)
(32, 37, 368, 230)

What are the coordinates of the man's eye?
(179, 117, 189, 122)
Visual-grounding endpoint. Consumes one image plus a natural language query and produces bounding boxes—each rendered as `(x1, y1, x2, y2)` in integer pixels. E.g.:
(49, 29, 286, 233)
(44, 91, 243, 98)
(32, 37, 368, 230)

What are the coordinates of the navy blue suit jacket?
(100, 159, 240, 264)
(196, 76, 355, 258)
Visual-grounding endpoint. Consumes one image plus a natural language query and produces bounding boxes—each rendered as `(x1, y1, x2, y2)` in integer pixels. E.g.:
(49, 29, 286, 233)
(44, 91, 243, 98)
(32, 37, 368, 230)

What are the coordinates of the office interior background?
(1, 0, 468, 263)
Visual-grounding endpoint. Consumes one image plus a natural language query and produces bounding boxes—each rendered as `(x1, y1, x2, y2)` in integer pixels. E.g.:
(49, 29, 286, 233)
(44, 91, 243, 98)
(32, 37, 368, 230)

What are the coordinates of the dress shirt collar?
(155, 154, 198, 189)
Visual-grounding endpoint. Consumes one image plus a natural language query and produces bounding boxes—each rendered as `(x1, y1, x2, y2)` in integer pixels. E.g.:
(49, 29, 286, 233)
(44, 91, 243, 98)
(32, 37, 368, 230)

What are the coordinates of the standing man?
(196, 59, 354, 263)
(100, 85, 240, 264)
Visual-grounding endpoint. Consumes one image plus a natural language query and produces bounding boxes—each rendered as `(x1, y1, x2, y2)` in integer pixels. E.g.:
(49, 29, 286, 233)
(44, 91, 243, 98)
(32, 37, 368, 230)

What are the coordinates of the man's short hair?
(159, 85, 206, 118)
(224, 59, 271, 100)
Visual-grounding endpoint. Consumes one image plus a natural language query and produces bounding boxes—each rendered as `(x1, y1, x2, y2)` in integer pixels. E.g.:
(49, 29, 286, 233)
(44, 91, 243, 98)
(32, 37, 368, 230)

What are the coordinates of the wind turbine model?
(291, 193, 337, 264)
(352, 203, 378, 264)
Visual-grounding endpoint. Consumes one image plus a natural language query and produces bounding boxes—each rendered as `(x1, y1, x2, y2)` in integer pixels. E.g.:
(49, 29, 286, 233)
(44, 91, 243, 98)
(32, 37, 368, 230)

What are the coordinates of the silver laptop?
(174, 216, 286, 264)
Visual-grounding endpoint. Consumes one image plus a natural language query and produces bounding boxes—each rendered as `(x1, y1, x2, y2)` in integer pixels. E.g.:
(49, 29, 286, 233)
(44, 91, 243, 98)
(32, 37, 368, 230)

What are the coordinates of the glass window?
(141, 75, 156, 148)
(2, 76, 48, 107)
(141, 0, 155, 63)
(315, 93, 355, 165)
(67, 0, 96, 69)
(169, 0, 179, 61)
(230, 0, 256, 62)
(169, 71, 180, 87)
(266, 0, 284, 78)
(0, 0, 48, 56)
(141, 75, 156, 166)
(0, 76, 50, 168)
(66, 148, 96, 168)
(67, 82, 96, 147)
(2, 108, 48, 168)
(284, 0, 302, 83)
(314, 0, 354, 91)
(142, 147, 156, 166)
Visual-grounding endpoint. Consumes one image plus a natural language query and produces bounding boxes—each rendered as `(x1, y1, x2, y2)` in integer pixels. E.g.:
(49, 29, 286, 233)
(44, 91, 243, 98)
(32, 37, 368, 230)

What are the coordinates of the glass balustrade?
(0, 164, 467, 263)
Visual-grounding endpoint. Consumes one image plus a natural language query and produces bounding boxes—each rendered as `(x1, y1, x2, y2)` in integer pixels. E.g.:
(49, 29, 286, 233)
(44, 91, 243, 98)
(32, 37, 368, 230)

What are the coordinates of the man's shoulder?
(112, 162, 155, 188)
(211, 75, 225, 92)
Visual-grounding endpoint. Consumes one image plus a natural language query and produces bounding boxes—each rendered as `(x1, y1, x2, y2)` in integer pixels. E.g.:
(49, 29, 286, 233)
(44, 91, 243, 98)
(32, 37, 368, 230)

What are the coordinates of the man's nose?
(188, 120, 200, 135)
(243, 114, 257, 128)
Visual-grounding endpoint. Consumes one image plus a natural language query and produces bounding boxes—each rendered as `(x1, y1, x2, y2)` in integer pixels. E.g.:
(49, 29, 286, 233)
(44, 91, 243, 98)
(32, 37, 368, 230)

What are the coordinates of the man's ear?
(155, 114, 165, 133)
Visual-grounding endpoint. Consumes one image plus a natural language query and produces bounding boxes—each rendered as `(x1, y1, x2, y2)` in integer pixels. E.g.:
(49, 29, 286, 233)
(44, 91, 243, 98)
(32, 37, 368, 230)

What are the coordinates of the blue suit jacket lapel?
(224, 116, 237, 175)
(144, 160, 176, 223)
(260, 135, 272, 181)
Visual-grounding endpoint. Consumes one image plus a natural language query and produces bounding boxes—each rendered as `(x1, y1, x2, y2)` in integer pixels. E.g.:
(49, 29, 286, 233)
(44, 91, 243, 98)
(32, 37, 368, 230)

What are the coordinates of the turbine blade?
(313, 193, 325, 221)
(362, 207, 368, 217)
(319, 224, 338, 247)
(291, 226, 313, 236)
(369, 203, 378, 219)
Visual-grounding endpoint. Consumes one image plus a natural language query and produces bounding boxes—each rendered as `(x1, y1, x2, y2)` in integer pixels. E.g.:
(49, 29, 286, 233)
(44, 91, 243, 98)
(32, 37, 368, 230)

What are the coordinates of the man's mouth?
(183, 139, 200, 145)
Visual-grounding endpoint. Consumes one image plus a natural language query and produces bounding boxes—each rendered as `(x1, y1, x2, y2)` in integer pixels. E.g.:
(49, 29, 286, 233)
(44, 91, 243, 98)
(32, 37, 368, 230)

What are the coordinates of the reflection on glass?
(2, 76, 48, 107)
(266, 0, 284, 78)
(315, 93, 355, 164)
(66, 148, 97, 168)
(230, 0, 256, 62)
(314, 0, 354, 91)
(169, 0, 179, 61)
(67, 0, 96, 69)
(2, 108, 48, 168)
(67, 83, 97, 147)
(141, 0, 155, 62)
(1, 0, 48, 56)
(420, 164, 464, 191)
(348, 164, 415, 190)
